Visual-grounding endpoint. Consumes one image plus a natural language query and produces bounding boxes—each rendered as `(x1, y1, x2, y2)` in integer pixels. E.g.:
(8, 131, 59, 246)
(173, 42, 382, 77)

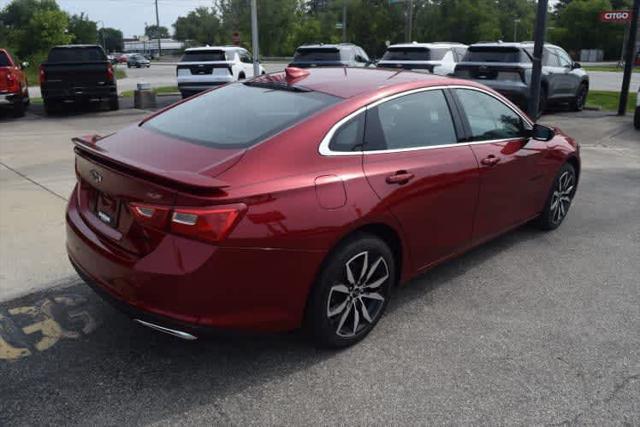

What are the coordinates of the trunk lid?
(73, 125, 246, 255)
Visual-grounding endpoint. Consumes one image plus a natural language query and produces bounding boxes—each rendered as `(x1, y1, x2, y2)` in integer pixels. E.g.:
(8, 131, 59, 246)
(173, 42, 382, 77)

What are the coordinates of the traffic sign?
(599, 10, 632, 23)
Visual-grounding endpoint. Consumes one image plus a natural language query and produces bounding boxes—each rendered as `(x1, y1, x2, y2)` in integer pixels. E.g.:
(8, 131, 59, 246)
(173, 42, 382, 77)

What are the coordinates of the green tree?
(68, 12, 98, 44)
(173, 7, 223, 46)
(0, 0, 65, 58)
(145, 24, 170, 39)
(98, 27, 124, 52)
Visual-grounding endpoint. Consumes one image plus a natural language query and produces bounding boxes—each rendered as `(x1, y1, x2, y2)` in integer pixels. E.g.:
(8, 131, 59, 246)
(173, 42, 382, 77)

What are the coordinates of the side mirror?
(530, 123, 555, 141)
(572, 62, 581, 69)
(21, 61, 29, 69)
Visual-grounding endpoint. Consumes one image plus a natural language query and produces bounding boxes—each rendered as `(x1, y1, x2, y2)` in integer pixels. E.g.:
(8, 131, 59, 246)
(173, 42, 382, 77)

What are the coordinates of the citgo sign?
(599, 10, 632, 23)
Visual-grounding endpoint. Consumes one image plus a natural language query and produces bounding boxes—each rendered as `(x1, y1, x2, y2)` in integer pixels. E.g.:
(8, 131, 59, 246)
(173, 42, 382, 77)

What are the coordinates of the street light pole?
(618, 0, 639, 115)
(251, 0, 260, 77)
(528, 0, 549, 119)
(406, 0, 414, 42)
(97, 20, 106, 51)
(154, 0, 161, 57)
(342, 3, 347, 42)
(514, 18, 520, 42)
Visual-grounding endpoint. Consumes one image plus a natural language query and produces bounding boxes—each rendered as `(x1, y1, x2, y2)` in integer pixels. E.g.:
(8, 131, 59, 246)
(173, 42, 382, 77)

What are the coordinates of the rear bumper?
(42, 84, 117, 101)
(65, 187, 325, 333)
(0, 92, 20, 105)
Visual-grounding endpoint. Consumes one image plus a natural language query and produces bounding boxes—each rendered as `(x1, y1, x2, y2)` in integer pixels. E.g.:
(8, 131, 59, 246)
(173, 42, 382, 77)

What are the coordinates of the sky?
(0, 0, 217, 38)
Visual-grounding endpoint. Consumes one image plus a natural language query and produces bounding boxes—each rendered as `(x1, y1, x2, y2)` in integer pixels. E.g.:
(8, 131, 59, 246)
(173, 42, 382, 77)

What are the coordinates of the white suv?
(377, 42, 467, 76)
(176, 46, 265, 98)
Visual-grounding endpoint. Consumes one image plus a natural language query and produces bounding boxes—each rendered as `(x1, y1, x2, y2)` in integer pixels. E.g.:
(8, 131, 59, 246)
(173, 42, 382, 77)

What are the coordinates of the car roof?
(387, 42, 467, 49)
(252, 67, 476, 99)
(185, 46, 242, 52)
(470, 41, 561, 49)
(296, 43, 361, 51)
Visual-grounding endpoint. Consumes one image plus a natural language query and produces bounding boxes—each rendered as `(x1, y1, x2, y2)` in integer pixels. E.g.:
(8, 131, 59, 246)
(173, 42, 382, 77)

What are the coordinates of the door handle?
(481, 155, 500, 167)
(386, 171, 415, 185)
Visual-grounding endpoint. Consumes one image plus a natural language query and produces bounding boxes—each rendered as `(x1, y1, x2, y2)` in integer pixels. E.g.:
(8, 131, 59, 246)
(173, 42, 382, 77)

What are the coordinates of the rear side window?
(0, 51, 11, 66)
(143, 83, 339, 148)
(329, 114, 365, 152)
(463, 47, 529, 63)
(364, 90, 458, 151)
(181, 50, 227, 62)
(294, 48, 341, 62)
(382, 47, 447, 61)
(47, 47, 106, 62)
(455, 89, 526, 141)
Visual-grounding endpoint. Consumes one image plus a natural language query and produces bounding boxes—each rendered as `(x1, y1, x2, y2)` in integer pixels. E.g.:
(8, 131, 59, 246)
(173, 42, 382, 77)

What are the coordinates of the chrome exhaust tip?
(133, 319, 197, 340)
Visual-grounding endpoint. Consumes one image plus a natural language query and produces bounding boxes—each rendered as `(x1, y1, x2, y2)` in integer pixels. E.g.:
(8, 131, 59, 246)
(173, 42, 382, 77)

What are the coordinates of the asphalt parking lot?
(0, 99, 639, 424)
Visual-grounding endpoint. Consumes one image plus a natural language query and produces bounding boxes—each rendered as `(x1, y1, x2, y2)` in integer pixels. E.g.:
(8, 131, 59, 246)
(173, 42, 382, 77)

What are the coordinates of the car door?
(452, 88, 549, 243)
(542, 47, 565, 98)
(554, 47, 580, 95)
(361, 88, 480, 270)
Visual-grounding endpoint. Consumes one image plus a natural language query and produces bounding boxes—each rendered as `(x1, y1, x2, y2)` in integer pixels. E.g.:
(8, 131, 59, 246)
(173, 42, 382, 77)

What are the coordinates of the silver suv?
(454, 42, 589, 115)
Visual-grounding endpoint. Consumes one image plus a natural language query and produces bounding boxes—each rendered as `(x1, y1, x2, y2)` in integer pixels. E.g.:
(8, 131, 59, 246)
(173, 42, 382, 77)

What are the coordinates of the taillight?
(128, 203, 245, 243)
(39, 65, 46, 85)
(107, 63, 114, 81)
(5, 71, 19, 92)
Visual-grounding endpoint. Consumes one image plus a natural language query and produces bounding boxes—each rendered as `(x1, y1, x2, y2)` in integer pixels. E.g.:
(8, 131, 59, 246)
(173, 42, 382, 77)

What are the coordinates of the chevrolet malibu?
(66, 67, 580, 347)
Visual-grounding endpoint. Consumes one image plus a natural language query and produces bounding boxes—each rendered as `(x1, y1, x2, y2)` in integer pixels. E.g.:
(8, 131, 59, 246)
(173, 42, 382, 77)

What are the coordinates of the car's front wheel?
(535, 162, 577, 230)
(306, 233, 395, 348)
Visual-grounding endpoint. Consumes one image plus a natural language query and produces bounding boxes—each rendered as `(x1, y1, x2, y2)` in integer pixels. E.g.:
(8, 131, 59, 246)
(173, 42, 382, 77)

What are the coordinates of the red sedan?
(66, 67, 580, 347)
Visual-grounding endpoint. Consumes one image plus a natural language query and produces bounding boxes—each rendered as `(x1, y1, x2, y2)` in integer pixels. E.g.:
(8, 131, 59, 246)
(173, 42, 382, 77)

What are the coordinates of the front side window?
(555, 48, 573, 67)
(143, 83, 339, 148)
(364, 90, 458, 151)
(455, 89, 526, 141)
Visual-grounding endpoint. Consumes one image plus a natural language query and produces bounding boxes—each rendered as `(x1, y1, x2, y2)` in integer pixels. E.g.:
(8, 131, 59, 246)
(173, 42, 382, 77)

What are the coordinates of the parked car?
(0, 48, 29, 117)
(634, 86, 639, 130)
(454, 42, 589, 116)
(67, 67, 581, 347)
(39, 44, 118, 114)
(289, 43, 372, 68)
(127, 53, 151, 68)
(176, 46, 265, 98)
(377, 42, 467, 75)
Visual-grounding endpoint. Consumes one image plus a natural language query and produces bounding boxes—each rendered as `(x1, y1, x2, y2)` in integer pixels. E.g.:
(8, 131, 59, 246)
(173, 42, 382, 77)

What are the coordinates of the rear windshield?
(382, 47, 448, 61)
(181, 50, 227, 62)
(142, 84, 340, 148)
(0, 51, 11, 66)
(463, 47, 530, 63)
(47, 47, 106, 62)
(293, 48, 341, 62)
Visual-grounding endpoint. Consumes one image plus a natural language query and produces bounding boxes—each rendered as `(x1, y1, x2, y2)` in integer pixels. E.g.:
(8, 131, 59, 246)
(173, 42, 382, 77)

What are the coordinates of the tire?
(535, 162, 577, 231)
(306, 233, 396, 348)
(238, 73, 246, 81)
(12, 98, 26, 117)
(108, 96, 119, 111)
(634, 106, 640, 130)
(570, 83, 588, 111)
(43, 99, 59, 115)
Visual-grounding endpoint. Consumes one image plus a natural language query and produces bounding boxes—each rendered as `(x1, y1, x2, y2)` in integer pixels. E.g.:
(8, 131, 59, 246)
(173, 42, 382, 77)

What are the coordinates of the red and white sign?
(599, 10, 631, 23)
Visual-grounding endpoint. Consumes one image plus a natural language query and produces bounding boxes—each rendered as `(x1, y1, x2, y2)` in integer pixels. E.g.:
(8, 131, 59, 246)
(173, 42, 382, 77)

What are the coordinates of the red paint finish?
(0, 49, 28, 95)
(66, 68, 580, 333)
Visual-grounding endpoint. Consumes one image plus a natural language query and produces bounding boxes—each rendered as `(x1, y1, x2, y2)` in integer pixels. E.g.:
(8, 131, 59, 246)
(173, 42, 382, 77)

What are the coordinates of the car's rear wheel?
(306, 233, 395, 348)
(108, 96, 119, 111)
(535, 162, 576, 230)
(12, 97, 26, 117)
(570, 83, 588, 111)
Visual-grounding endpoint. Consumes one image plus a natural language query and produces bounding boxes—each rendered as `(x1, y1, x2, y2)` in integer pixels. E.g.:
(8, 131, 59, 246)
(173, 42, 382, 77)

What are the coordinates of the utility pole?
(405, 0, 414, 42)
(251, 0, 260, 77)
(528, 0, 549, 119)
(514, 18, 521, 42)
(154, 0, 161, 57)
(342, 3, 347, 42)
(618, 0, 639, 115)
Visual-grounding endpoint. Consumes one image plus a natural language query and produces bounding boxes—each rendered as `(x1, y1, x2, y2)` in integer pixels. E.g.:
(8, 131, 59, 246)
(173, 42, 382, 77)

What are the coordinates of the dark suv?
(289, 43, 371, 68)
(454, 42, 589, 115)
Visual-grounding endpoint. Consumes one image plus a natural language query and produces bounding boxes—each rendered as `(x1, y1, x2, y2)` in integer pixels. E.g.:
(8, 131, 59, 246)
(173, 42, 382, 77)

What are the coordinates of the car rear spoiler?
(72, 135, 230, 194)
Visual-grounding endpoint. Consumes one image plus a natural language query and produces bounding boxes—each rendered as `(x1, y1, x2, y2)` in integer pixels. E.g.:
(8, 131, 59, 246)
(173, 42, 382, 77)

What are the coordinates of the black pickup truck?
(39, 45, 118, 114)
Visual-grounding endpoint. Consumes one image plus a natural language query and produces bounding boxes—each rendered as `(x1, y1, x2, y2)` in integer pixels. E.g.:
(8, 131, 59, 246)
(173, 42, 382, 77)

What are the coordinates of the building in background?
(123, 38, 185, 56)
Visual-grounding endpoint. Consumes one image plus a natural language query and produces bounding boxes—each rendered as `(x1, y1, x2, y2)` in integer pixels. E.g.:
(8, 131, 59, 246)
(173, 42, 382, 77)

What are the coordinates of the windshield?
(181, 50, 227, 62)
(142, 84, 340, 148)
(463, 47, 530, 63)
(293, 48, 341, 62)
(47, 47, 106, 62)
(382, 47, 447, 61)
